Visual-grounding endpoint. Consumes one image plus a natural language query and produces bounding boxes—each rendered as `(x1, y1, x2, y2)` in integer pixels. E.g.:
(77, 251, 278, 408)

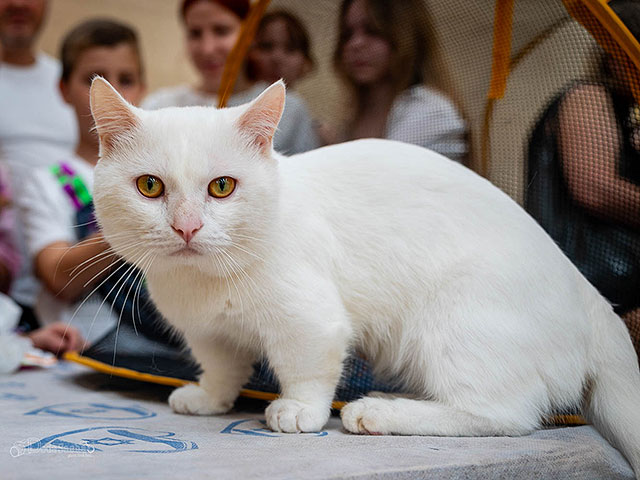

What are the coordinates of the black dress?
(526, 82, 640, 315)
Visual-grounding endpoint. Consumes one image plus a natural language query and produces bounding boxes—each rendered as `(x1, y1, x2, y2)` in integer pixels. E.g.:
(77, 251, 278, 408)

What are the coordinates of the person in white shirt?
(0, 0, 77, 326)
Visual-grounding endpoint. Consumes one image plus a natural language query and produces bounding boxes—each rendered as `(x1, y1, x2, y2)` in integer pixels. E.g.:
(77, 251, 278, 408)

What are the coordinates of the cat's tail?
(585, 304, 640, 477)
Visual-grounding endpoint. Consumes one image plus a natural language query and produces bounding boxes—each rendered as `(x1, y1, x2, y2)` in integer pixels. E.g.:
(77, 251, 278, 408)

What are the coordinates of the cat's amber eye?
(136, 175, 164, 198)
(209, 177, 236, 198)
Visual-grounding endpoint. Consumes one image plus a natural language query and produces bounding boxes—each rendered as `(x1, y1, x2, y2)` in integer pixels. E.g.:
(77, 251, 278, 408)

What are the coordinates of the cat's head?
(90, 77, 286, 276)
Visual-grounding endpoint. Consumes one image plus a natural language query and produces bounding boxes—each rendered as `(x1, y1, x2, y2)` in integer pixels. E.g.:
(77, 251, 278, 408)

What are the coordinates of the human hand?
(26, 323, 85, 354)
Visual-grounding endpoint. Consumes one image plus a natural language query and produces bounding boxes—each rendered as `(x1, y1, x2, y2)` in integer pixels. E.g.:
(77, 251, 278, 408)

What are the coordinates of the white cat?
(90, 78, 640, 475)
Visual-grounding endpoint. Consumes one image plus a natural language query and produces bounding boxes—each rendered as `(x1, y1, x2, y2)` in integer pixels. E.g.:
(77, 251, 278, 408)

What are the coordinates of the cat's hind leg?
(341, 305, 559, 437)
(341, 396, 537, 436)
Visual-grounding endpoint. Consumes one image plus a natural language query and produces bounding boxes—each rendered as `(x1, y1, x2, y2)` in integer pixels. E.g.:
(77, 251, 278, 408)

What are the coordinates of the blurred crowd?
(0, 0, 638, 361)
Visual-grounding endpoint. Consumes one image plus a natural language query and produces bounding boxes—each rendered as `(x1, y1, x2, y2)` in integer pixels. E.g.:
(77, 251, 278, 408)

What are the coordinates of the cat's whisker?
(213, 248, 270, 334)
(231, 231, 269, 242)
(70, 247, 147, 352)
(50, 237, 112, 287)
(63, 231, 139, 249)
(211, 250, 246, 328)
(51, 235, 144, 296)
(54, 255, 122, 303)
(51, 253, 120, 302)
(71, 222, 98, 230)
(79, 248, 149, 354)
(210, 252, 233, 314)
(65, 246, 119, 279)
(220, 254, 271, 332)
(231, 236, 271, 251)
(227, 243, 265, 262)
(77, 243, 147, 290)
(216, 247, 265, 297)
(110, 252, 153, 366)
(44, 239, 106, 250)
(91, 248, 146, 352)
(132, 257, 150, 332)
(134, 252, 158, 332)
(67, 239, 145, 278)
(125, 258, 150, 337)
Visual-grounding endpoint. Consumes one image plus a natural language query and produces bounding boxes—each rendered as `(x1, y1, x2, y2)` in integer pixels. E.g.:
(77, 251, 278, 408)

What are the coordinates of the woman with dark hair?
(247, 10, 314, 89)
(143, 0, 319, 155)
(333, 0, 466, 161)
(526, 0, 640, 356)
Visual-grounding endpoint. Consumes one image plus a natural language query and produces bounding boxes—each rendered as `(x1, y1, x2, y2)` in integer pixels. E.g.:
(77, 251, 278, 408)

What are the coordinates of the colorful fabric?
(50, 162, 93, 210)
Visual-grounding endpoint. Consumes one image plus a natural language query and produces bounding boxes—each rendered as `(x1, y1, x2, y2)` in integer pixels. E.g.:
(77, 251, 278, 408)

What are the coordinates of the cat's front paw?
(265, 399, 329, 433)
(341, 397, 395, 435)
(169, 384, 233, 416)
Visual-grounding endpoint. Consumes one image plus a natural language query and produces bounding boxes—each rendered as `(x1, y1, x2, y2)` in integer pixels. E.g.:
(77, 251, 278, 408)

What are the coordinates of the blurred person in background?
(526, 0, 640, 359)
(0, 0, 77, 331)
(333, 0, 466, 162)
(246, 10, 313, 89)
(143, 0, 319, 155)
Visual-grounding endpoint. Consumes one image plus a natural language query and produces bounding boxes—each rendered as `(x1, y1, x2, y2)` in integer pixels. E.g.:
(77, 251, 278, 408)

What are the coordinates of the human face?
(340, 0, 392, 86)
(60, 43, 145, 146)
(249, 18, 310, 87)
(184, 0, 242, 93)
(0, 0, 46, 51)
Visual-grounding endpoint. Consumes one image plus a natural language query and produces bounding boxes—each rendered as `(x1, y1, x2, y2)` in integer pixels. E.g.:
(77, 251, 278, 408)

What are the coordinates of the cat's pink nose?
(171, 219, 203, 243)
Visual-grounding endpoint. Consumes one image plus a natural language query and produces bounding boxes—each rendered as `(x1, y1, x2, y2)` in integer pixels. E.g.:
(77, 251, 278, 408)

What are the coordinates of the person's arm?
(35, 234, 116, 302)
(558, 83, 640, 228)
(15, 168, 117, 302)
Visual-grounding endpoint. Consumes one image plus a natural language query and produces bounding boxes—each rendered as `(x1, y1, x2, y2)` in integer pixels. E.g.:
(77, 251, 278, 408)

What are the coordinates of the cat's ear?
(90, 76, 139, 156)
(236, 80, 285, 155)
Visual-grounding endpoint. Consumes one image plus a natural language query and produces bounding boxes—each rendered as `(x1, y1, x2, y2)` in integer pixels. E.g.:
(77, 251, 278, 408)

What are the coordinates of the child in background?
(247, 10, 314, 89)
(16, 19, 146, 346)
(246, 10, 340, 147)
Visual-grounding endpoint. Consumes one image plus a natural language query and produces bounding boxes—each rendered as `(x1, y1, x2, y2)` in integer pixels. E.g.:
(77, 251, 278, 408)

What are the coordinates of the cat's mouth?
(170, 246, 201, 257)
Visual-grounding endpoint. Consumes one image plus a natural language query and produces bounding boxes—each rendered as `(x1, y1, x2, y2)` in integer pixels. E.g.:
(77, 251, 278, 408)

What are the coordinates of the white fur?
(91, 79, 640, 475)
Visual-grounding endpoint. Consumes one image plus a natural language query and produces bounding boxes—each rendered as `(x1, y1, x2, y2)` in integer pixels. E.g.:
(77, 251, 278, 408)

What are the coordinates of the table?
(0, 361, 634, 479)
